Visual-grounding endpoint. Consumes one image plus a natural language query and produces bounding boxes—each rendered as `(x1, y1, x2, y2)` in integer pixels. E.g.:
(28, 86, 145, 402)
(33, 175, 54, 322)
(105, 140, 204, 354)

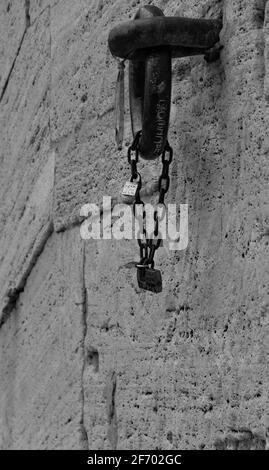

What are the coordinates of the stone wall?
(0, 0, 268, 449)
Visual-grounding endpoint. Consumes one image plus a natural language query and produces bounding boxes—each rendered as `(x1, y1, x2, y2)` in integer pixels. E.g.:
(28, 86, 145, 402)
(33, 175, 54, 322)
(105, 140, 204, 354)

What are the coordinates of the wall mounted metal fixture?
(108, 5, 223, 293)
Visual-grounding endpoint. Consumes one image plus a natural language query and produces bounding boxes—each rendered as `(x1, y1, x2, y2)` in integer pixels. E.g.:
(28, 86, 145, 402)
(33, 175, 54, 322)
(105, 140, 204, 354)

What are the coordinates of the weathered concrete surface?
(0, 4, 52, 321)
(0, 228, 87, 449)
(0, 0, 268, 449)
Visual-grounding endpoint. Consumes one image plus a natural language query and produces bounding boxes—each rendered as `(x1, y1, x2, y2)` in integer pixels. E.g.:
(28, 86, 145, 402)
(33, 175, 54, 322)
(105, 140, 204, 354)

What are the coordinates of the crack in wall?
(0, 1, 51, 104)
(0, 221, 54, 328)
(104, 370, 118, 449)
(79, 240, 90, 450)
(0, 1, 31, 104)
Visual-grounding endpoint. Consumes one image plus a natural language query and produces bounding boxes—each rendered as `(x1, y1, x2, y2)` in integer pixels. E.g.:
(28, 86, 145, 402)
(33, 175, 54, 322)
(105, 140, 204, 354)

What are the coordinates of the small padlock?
(137, 265, 162, 293)
(121, 180, 139, 204)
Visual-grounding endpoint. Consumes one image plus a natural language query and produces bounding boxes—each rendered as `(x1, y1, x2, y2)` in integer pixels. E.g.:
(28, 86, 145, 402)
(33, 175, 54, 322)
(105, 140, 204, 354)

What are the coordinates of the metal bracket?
(108, 5, 223, 159)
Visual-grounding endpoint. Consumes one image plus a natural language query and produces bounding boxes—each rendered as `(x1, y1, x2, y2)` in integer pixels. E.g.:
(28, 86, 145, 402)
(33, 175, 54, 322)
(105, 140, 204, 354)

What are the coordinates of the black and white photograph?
(0, 0, 268, 460)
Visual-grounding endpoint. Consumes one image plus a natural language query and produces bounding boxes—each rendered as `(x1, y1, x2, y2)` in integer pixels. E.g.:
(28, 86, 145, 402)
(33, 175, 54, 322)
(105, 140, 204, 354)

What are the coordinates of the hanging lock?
(121, 180, 139, 204)
(121, 173, 141, 204)
(136, 264, 162, 293)
(122, 180, 139, 197)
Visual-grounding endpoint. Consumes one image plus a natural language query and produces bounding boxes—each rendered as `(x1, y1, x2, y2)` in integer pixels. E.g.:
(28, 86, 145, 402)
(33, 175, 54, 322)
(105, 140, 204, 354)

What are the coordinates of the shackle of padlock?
(108, 5, 222, 160)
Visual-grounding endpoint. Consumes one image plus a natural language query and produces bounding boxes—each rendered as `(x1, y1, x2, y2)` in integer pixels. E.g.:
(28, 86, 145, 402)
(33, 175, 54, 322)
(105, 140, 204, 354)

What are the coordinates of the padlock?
(137, 265, 162, 293)
(121, 180, 139, 204)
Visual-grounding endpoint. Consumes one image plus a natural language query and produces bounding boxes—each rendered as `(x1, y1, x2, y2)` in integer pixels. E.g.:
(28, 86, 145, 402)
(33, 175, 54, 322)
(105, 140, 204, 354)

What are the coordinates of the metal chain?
(127, 135, 173, 269)
(127, 130, 141, 180)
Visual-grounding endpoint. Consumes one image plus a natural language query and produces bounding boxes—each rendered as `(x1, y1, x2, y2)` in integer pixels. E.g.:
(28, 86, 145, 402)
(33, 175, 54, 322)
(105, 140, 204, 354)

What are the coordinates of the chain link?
(127, 130, 141, 180)
(127, 135, 173, 269)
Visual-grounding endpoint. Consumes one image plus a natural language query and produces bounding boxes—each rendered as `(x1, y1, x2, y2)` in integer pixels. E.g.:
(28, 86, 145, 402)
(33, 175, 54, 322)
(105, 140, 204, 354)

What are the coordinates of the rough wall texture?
(0, 0, 268, 450)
